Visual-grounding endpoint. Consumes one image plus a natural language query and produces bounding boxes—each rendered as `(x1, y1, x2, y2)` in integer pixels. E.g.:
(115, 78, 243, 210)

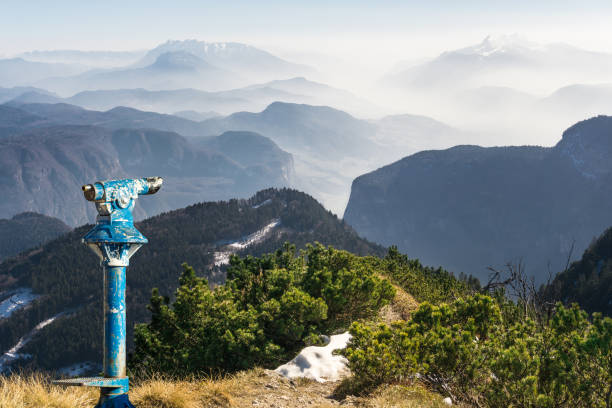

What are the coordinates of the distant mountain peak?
(141, 40, 272, 66)
(161, 39, 254, 54)
(262, 101, 341, 115)
(150, 51, 211, 70)
(458, 34, 539, 57)
(134, 39, 313, 80)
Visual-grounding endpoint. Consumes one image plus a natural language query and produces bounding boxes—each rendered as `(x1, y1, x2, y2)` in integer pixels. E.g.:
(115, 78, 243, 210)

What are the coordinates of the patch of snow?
(0, 311, 66, 373)
(214, 251, 231, 267)
(275, 331, 352, 383)
(214, 219, 280, 267)
(252, 198, 272, 209)
(229, 219, 280, 250)
(470, 34, 536, 57)
(0, 288, 38, 320)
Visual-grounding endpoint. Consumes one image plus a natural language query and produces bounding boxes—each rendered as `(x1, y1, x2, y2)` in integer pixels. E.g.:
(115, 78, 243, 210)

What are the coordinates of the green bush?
(343, 295, 612, 407)
(381, 246, 477, 304)
(132, 243, 394, 374)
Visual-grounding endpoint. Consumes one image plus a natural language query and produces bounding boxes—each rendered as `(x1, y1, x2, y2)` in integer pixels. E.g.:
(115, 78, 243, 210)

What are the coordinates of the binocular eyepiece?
(82, 177, 163, 202)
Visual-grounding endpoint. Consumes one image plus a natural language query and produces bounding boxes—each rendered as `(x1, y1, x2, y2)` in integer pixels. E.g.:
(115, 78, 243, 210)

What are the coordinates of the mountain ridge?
(0, 213, 70, 262)
(344, 115, 612, 283)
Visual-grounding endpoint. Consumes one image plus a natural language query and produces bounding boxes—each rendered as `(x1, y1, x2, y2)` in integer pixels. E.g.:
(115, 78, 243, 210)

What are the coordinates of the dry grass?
(364, 384, 452, 407)
(131, 379, 202, 408)
(0, 373, 97, 408)
(121, 373, 238, 408)
(0, 370, 454, 408)
(379, 281, 419, 324)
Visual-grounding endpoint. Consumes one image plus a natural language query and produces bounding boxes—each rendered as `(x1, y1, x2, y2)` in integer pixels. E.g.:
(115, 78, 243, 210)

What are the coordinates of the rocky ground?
(0, 369, 455, 408)
(200, 369, 453, 408)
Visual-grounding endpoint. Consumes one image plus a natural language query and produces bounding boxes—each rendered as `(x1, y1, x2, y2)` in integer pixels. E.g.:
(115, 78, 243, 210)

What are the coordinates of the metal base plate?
(53, 376, 128, 388)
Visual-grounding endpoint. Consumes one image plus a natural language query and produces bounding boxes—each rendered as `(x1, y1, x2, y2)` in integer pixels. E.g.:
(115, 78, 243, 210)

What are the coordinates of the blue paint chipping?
(53, 177, 162, 407)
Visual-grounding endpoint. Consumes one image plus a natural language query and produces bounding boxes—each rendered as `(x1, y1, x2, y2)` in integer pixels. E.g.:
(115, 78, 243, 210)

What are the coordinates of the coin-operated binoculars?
(54, 177, 162, 408)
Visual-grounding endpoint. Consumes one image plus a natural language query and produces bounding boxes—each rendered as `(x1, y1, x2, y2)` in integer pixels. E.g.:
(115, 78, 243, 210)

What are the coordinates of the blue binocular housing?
(82, 177, 163, 205)
(81, 177, 163, 246)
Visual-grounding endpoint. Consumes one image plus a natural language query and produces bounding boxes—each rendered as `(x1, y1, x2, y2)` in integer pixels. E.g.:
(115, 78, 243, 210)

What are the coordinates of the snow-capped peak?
(154, 39, 256, 57)
(464, 34, 540, 57)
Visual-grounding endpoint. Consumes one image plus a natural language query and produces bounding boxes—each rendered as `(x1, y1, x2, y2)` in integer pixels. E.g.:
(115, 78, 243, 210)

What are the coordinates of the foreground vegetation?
(344, 295, 612, 407)
(130, 243, 612, 407)
(4, 240, 608, 407)
(133, 244, 396, 374)
(0, 370, 453, 408)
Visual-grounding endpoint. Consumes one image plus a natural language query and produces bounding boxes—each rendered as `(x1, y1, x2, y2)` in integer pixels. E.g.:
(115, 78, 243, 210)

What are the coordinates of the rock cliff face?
(344, 116, 612, 282)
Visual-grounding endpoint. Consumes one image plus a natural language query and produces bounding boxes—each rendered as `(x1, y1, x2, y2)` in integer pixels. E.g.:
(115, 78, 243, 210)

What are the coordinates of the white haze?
(269, 33, 612, 148)
(4, 29, 612, 213)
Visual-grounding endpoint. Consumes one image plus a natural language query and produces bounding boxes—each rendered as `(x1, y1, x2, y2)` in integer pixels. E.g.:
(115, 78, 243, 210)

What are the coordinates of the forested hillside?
(0, 213, 70, 262)
(543, 225, 612, 316)
(0, 189, 383, 371)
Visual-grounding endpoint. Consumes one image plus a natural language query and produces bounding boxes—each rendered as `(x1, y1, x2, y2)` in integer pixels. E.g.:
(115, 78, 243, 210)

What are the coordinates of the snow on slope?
(0, 288, 38, 320)
(214, 219, 281, 266)
(0, 311, 66, 373)
(275, 332, 352, 383)
(252, 198, 272, 209)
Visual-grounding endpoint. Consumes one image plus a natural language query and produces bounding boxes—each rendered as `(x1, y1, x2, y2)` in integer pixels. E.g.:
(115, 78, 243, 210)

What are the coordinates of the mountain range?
(135, 40, 315, 81)
(0, 189, 383, 372)
(197, 102, 466, 213)
(2, 100, 461, 215)
(380, 36, 612, 146)
(3, 76, 377, 117)
(0, 104, 294, 226)
(344, 115, 612, 283)
(385, 35, 612, 94)
(45, 51, 239, 93)
(25, 40, 314, 95)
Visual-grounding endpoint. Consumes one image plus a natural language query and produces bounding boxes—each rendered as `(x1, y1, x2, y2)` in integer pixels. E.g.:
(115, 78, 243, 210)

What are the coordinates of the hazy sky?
(3, 0, 612, 61)
(3, 0, 612, 99)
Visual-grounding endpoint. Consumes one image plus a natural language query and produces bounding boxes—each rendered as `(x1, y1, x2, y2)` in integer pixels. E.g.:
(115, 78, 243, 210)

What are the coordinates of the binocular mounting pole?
(54, 177, 162, 408)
